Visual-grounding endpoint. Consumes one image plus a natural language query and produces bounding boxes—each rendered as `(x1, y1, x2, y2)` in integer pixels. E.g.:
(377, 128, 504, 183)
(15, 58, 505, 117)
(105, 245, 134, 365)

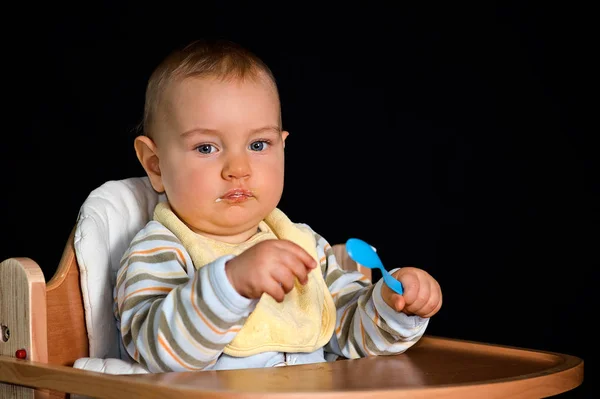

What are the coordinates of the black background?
(2, 2, 595, 397)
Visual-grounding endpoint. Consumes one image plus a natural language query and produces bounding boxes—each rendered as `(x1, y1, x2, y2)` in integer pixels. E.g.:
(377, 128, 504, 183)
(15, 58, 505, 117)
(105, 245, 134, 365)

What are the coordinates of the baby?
(114, 39, 442, 372)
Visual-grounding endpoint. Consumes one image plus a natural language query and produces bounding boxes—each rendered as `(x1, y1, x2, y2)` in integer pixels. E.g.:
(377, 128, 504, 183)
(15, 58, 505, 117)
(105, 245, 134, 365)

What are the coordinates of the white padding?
(73, 357, 150, 375)
(73, 176, 164, 360)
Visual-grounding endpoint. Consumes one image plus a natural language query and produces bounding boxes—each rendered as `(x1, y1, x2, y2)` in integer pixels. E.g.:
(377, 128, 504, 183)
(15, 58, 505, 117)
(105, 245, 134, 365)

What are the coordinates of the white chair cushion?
(73, 176, 165, 360)
(71, 358, 149, 399)
(72, 357, 150, 374)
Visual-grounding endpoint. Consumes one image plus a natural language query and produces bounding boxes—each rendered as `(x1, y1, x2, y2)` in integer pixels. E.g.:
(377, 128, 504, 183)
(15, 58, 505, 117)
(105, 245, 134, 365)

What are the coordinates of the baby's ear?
(134, 135, 164, 193)
(281, 130, 289, 148)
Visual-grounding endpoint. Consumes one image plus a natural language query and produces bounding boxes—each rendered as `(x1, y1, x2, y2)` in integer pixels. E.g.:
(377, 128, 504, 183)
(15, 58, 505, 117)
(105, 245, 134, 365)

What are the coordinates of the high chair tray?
(0, 335, 583, 398)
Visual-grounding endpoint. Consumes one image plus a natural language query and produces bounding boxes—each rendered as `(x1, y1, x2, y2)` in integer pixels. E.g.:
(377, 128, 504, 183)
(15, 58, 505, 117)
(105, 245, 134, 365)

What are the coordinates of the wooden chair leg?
(1, 258, 49, 399)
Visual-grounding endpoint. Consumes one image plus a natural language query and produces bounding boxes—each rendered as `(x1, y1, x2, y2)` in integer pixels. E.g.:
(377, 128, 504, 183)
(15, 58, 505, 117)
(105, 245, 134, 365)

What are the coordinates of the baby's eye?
(249, 140, 270, 152)
(196, 144, 217, 154)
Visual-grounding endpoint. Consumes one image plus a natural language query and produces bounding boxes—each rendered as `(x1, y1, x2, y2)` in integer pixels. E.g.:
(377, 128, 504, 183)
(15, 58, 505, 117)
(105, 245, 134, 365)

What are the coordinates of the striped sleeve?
(305, 226, 429, 359)
(113, 221, 257, 372)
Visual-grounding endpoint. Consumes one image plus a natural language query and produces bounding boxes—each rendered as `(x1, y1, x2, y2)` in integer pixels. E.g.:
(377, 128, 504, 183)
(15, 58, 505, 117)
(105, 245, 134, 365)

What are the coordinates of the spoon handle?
(380, 268, 404, 295)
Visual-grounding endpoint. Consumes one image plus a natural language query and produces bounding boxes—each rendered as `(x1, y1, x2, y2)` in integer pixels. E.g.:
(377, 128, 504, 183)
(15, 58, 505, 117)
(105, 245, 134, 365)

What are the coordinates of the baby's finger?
(392, 294, 405, 312)
(396, 271, 420, 306)
(277, 240, 317, 270)
(405, 277, 431, 315)
(271, 267, 295, 293)
(419, 281, 442, 318)
(264, 278, 286, 303)
(284, 257, 311, 285)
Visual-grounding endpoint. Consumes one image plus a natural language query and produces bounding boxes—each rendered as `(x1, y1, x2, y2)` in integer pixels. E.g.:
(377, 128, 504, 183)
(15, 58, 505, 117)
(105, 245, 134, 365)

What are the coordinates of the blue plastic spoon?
(345, 238, 404, 295)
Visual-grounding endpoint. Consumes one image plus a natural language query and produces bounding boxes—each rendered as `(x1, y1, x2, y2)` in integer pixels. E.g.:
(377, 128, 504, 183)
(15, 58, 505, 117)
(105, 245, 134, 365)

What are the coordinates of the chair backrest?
(73, 177, 165, 360)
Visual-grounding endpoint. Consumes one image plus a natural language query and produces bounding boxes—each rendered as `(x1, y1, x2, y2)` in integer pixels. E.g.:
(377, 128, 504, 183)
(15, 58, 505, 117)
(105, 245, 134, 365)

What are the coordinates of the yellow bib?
(153, 202, 336, 357)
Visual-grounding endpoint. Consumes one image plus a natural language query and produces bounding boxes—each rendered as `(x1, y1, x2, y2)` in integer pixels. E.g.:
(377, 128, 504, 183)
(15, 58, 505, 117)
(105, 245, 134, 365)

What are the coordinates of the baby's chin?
(188, 215, 267, 243)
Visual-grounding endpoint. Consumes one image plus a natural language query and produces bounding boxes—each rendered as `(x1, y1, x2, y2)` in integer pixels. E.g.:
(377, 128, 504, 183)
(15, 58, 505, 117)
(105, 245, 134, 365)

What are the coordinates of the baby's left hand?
(381, 267, 442, 318)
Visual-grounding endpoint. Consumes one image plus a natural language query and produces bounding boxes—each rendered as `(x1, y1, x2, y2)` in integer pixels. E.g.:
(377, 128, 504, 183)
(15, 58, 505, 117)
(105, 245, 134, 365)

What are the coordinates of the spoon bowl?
(346, 238, 404, 295)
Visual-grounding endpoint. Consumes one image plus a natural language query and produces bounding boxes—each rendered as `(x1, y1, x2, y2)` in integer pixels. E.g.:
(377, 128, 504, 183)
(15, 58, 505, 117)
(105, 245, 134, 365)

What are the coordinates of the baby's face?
(153, 74, 288, 243)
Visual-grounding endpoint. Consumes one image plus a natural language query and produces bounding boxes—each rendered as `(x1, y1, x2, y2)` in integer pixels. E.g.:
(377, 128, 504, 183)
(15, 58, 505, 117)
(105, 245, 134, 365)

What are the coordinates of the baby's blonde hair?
(142, 39, 280, 138)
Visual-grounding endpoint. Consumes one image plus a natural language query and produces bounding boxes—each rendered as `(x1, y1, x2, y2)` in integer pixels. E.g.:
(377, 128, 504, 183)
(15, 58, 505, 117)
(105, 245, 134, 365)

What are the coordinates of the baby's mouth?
(216, 189, 254, 203)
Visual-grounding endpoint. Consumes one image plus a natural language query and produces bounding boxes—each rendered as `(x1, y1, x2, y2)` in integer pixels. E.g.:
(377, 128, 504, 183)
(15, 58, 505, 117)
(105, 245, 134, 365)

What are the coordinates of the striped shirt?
(114, 220, 429, 372)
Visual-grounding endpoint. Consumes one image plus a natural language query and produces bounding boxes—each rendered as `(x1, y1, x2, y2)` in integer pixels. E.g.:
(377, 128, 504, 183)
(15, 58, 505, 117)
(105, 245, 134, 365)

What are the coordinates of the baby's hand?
(225, 239, 317, 302)
(381, 267, 442, 318)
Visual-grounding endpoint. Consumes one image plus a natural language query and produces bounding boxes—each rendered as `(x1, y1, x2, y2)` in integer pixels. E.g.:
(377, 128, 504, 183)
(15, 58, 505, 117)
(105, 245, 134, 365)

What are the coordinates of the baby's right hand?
(224, 239, 317, 302)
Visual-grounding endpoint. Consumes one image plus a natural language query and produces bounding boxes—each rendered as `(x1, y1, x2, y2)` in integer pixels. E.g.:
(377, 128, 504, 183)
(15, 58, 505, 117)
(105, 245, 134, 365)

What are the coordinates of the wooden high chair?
(0, 178, 584, 398)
